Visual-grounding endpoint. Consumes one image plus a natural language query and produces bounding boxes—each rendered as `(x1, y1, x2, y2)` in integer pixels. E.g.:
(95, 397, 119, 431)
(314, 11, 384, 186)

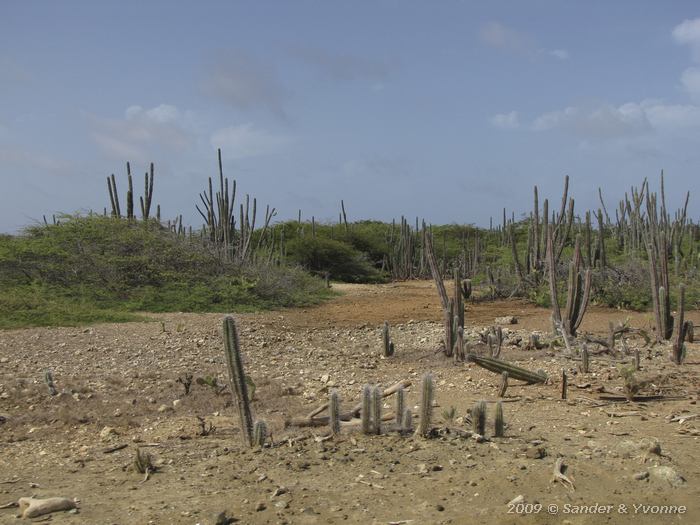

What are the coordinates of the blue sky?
(1, 1, 699, 232)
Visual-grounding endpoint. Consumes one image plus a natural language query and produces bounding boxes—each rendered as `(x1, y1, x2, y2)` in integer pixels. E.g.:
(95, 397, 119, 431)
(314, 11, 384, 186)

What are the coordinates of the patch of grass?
(0, 284, 146, 329)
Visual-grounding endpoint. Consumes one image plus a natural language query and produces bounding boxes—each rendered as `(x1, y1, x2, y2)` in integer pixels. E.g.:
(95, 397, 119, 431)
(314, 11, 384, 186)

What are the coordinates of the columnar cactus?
(488, 326, 504, 358)
(44, 370, 57, 396)
(581, 344, 590, 373)
(454, 326, 464, 362)
(253, 420, 267, 447)
(401, 408, 413, 435)
(395, 385, 405, 426)
(223, 316, 254, 446)
(563, 236, 592, 338)
(672, 284, 687, 364)
(329, 390, 341, 435)
(361, 384, 372, 435)
(494, 401, 505, 437)
(382, 321, 395, 357)
(498, 371, 509, 398)
(472, 400, 487, 436)
(561, 370, 568, 400)
(372, 386, 383, 435)
(417, 373, 434, 437)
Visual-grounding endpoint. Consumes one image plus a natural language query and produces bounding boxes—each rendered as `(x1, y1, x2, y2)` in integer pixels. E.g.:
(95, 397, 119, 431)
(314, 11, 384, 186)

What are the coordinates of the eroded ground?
(1, 281, 699, 524)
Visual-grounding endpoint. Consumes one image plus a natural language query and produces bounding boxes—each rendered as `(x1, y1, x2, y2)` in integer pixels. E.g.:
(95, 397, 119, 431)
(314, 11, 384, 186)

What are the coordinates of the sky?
(1, 1, 699, 233)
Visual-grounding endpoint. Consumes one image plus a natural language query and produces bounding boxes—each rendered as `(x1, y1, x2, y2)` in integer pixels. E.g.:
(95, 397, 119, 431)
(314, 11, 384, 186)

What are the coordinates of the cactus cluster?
(547, 232, 591, 339)
(107, 162, 156, 220)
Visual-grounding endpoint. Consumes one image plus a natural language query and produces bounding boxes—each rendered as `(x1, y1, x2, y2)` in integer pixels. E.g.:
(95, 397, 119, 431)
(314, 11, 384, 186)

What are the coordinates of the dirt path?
(1, 282, 698, 524)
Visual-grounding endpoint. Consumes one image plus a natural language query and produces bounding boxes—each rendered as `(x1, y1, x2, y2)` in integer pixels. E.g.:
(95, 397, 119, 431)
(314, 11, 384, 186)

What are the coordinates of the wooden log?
(18, 497, 76, 519)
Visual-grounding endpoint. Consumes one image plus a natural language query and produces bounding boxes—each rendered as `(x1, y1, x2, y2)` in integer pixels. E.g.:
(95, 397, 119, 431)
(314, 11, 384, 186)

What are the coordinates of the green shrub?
(285, 236, 385, 283)
(0, 215, 331, 328)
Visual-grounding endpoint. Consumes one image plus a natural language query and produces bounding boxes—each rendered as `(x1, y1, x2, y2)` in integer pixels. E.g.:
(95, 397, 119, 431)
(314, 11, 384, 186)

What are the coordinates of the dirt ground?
(1, 281, 699, 524)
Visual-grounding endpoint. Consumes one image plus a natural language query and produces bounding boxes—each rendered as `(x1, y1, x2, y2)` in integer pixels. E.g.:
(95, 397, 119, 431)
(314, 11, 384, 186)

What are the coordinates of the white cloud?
(490, 111, 520, 129)
(547, 49, 570, 60)
(202, 51, 287, 119)
(479, 22, 568, 61)
(479, 22, 534, 52)
(211, 124, 288, 160)
(531, 99, 700, 139)
(89, 104, 193, 162)
(672, 18, 700, 61)
(680, 66, 700, 102)
(126, 104, 181, 123)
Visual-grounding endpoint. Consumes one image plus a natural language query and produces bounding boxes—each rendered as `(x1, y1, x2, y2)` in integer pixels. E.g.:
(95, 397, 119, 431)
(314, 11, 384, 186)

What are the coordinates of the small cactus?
(454, 325, 464, 362)
(472, 400, 487, 436)
(498, 371, 509, 398)
(494, 401, 505, 437)
(561, 369, 568, 400)
(372, 386, 383, 435)
(581, 345, 590, 373)
(361, 384, 372, 435)
(253, 420, 267, 447)
(395, 385, 405, 426)
(382, 321, 395, 357)
(44, 369, 57, 396)
(401, 408, 413, 435)
(134, 447, 154, 475)
(685, 320, 694, 343)
(329, 390, 341, 435)
(418, 373, 434, 437)
(488, 326, 504, 358)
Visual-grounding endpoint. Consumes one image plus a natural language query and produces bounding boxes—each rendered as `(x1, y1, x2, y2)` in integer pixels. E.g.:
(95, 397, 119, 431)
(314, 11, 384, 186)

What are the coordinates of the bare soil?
(1, 281, 699, 524)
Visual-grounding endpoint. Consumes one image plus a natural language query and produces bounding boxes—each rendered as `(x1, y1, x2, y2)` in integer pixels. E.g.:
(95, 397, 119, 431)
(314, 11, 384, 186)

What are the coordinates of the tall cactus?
(671, 284, 687, 364)
(222, 316, 254, 446)
(563, 236, 592, 337)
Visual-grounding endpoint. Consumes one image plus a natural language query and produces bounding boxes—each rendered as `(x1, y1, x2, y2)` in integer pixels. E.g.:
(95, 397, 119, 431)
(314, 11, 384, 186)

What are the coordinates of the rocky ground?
(0, 281, 698, 524)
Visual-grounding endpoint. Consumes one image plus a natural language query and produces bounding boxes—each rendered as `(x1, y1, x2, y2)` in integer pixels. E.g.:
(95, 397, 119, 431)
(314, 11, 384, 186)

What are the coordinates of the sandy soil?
(1, 281, 699, 524)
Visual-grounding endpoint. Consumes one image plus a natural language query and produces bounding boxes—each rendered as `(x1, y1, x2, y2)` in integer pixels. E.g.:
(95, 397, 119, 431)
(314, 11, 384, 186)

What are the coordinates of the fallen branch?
(598, 395, 686, 402)
(669, 414, 699, 423)
(102, 444, 128, 454)
(466, 354, 547, 384)
(551, 458, 575, 491)
(18, 497, 76, 519)
(0, 478, 20, 485)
